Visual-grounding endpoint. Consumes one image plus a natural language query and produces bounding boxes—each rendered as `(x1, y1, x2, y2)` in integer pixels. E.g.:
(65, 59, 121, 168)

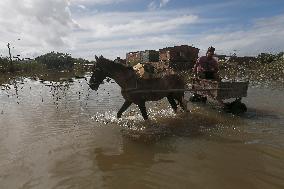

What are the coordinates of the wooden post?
(7, 43, 14, 72)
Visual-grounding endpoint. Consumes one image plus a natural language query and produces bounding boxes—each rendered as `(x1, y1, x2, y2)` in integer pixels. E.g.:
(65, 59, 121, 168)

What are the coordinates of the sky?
(0, 0, 284, 60)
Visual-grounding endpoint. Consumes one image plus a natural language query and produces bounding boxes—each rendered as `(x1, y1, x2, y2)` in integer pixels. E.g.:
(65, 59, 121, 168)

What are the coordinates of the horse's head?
(89, 55, 108, 91)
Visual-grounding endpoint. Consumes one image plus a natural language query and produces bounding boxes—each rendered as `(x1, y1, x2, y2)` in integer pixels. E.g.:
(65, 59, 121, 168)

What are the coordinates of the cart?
(189, 78, 249, 114)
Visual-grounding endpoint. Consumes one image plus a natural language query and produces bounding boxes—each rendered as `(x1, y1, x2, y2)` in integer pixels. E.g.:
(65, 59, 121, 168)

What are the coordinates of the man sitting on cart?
(193, 46, 219, 80)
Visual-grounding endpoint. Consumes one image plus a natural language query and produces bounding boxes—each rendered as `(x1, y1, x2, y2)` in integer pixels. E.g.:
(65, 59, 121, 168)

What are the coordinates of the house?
(114, 57, 126, 64)
(126, 51, 143, 66)
(126, 50, 159, 66)
(159, 45, 199, 70)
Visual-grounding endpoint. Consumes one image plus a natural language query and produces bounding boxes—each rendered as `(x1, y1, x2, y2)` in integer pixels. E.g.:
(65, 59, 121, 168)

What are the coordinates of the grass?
(219, 60, 284, 85)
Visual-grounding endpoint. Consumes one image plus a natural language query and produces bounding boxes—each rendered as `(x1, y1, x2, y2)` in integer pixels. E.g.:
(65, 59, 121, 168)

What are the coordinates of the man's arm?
(213, 58, 221, 81)
(213, 58, 219, 72)
(193, 58, 200, 75)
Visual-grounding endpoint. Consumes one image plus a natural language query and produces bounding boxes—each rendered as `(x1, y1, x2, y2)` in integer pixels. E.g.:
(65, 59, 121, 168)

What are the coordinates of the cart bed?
(192, 79, 249, 100)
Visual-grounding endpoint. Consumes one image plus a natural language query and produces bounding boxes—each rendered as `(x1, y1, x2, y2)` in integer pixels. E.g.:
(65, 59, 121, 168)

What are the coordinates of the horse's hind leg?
(117, 100, 132, 118)
(167, 96, 177, 113)
(176, 95, 187, 111)
(138, 101, 148, 120)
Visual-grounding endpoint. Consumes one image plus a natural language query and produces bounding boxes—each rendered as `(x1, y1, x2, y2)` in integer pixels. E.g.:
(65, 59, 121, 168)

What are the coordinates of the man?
(193, 46, 219, 80)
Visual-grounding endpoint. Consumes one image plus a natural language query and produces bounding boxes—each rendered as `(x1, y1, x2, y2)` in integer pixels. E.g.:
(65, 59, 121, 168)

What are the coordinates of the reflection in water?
(94, 137, 176, 188)
(0, 75, 284, 189)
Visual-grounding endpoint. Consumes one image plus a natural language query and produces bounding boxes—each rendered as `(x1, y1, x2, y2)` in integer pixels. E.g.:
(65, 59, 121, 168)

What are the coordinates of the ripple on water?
(1, 75, 284, 189)
(89, 104, 246, 144)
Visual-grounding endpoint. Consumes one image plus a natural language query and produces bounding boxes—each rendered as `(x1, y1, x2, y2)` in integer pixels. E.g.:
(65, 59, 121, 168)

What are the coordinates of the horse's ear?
(99, 55, 104, 59)
(95, 55, 99, 61)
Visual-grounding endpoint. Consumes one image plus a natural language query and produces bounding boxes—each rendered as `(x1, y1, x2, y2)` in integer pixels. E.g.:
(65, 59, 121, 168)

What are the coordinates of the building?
(159, 45, 199, 70)
(126, 50, 159, 66)
(141, 50, 159, 63)
(126, 45, 199, 70)
(126, 51, 143, 66)
(114, 57, 126, 64)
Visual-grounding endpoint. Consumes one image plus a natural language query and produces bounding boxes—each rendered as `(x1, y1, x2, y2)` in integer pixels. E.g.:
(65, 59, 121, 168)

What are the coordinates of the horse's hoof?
(201, 97, 207, 103)
(143, 117, 149, 120)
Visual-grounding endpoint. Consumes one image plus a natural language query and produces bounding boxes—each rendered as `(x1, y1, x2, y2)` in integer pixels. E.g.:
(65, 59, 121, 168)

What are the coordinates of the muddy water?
(0, 76, 283, 189)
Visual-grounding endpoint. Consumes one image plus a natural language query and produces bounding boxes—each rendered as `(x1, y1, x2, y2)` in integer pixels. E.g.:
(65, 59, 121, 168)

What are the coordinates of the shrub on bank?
(0, 52, 94, 73)
(219, 59, 284, 84)
(0, 57, 10, 72)
(35, 52, 75, 70)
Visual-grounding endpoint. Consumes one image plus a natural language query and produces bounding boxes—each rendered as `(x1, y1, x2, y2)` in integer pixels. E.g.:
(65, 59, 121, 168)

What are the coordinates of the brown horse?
(89, 56, 187, 120)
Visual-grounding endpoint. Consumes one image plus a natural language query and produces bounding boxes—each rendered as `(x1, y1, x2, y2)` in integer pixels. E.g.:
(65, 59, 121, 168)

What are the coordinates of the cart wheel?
(229, 101, 247, 115)
(201, 96, 207, 103)
(189, 94, 202, 102)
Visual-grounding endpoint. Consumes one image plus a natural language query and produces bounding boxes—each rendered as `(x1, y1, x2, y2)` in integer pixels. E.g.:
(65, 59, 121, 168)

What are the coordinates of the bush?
(257, 52, 284, 64)
(35, 52, 75, 70)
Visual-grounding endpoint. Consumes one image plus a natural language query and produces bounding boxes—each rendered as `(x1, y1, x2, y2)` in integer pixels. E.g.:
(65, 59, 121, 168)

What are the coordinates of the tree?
(35, 52, 75, 70)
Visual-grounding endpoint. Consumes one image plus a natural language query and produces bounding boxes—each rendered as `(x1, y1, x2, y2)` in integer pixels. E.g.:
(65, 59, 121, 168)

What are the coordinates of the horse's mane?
(96, 57, 134, 73)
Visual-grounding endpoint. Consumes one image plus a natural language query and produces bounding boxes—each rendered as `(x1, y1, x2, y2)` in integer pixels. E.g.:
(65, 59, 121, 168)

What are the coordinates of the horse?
(89, 56, 187, 120)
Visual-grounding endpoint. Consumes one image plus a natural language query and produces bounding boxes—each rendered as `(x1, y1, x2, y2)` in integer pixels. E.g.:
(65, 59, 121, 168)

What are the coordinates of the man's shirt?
(194, 56, 218, 73)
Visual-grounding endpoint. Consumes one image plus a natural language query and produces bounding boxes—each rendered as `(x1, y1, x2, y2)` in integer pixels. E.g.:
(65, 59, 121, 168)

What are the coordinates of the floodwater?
(0, 74, 283, 189)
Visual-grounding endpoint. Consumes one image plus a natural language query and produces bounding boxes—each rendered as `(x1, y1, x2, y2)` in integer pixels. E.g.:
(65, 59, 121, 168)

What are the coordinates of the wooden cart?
(189, 78, 249, 114)
(125, 77, 249, 114)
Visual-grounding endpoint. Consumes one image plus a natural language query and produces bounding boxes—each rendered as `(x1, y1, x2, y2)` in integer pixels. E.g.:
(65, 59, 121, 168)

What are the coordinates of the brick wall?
(126, 51, 142, 66)
(159, 45, 199, 70)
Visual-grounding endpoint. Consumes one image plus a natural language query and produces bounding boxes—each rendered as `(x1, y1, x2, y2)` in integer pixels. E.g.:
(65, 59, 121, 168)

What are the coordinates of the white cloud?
(148, 1, 157, 11)
(78, 4, 86, 9)
(76, 13, 198, 38)
(0, 0, 78, 57)
(194, 14, 284, 56)
(0, 0, 283, 60)
(0, 0, 198, 59)
(72, 12, 284, 59)
(70, 0, 128, 6)
(160, 0, 170, 7)
(94, 10, 282, 58)
(68, 10, 198, 59)
(148, 0, 170, 10)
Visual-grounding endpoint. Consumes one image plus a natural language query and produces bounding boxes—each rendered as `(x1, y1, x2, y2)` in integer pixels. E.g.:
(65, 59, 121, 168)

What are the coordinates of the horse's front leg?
(117, 100, 132, 118)
(138, 101, 148, 120)
(167, 96, 177, 113)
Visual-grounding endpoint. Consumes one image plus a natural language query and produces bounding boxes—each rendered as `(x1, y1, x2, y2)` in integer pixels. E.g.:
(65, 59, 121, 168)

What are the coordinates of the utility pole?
(7, 43, 12, 63)
(7, 43, 14, 72)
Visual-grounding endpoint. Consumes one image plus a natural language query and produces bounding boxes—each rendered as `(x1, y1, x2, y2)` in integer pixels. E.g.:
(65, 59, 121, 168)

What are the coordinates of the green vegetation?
(0, 57, 12, 72)
(219, 52, 284, 85)
(0, 51, 94, 85)
(0, 51, 93, 74)
(179, 52, 284, 85)
(35, 52, 74, 70)
(257, 52, 284, 64)
(1, 50, 283, 86)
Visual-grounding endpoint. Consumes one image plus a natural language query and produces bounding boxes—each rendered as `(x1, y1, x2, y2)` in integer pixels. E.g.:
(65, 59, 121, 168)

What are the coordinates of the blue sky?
(0, 0, 284, 59)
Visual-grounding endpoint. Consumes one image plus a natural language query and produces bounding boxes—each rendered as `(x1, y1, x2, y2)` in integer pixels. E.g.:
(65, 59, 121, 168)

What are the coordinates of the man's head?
(206, 46, 215, 59)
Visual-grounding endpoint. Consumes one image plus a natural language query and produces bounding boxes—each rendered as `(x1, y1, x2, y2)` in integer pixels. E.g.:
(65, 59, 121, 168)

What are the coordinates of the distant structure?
(114, 57, 126, 64)
(141, 50, 159, 63)
(126, 45, 199, 70)
(159, 45, 199, 70)
(215, 54, 228, 62)
(126, 50, 159, 66)
(228, 56, 257, 65)
(126, 51, 141, 66)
